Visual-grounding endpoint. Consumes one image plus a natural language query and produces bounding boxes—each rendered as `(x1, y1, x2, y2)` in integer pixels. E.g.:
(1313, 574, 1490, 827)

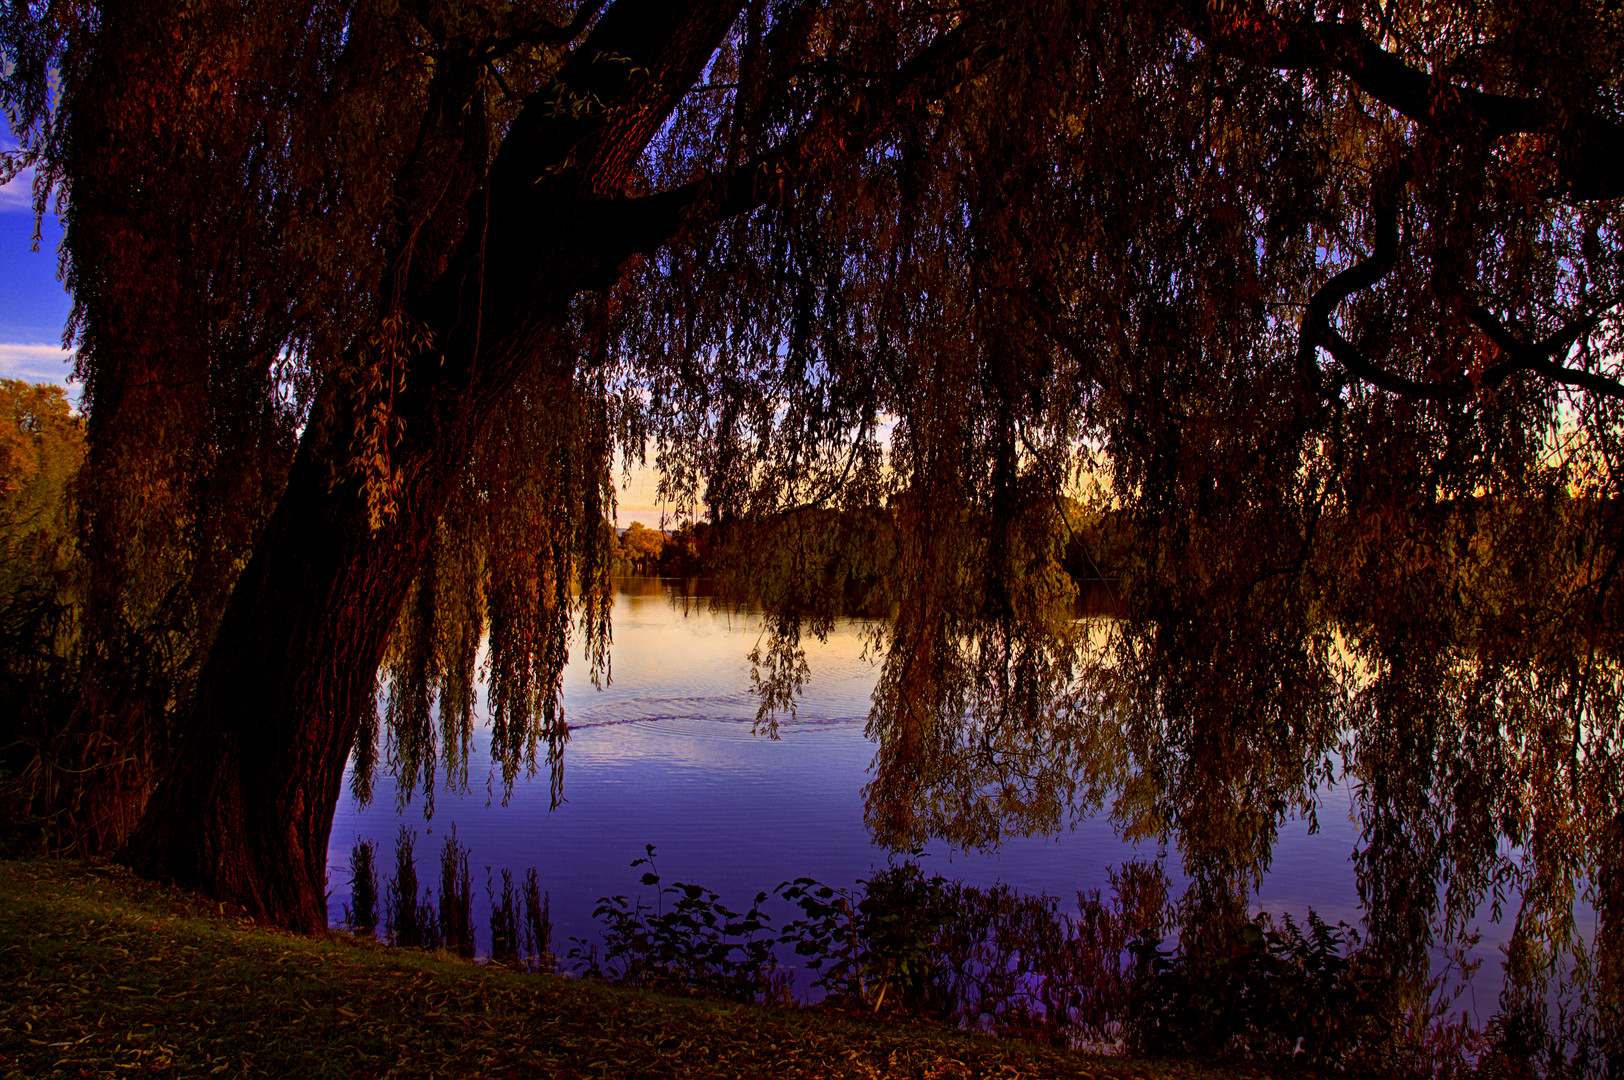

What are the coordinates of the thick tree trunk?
(120, 443, 421, 928)
(118, 0, 747, 931)
(118, 204, 587, 927)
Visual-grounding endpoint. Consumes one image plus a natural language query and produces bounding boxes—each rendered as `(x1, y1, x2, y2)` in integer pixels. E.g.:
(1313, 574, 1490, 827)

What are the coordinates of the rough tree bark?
(121, 0, 747, 931)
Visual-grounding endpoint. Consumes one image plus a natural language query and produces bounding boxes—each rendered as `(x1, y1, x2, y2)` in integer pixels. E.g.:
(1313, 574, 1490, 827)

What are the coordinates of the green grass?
(0, 859, 1266, 1079)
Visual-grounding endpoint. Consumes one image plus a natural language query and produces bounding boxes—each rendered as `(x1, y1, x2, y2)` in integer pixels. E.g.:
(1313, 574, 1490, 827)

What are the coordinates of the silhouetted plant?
(1121, 909, 1508, 1073)
(438, 826, 474, 957)
(521, 867, 554, 974)
(776, 857, 1166, 1043)
(383, 827, 420, 947)
(343, 840, 378, 937)
(1128, 913, 1339, 1061)
(926, 880, 1050, 1031)
(776, 877, 867, 1003)
(383, 826, 441, 949)
(855, 862, 958, 1015)
(1475, 962, 1609, 1080)
(488, 868, 520, 967)
(1049, 861, 1171, 1048)
(571, 845, 779, 1001)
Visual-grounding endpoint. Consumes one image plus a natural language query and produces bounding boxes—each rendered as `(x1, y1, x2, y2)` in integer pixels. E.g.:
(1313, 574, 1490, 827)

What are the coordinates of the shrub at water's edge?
(0, 857, 1240, 1080)
(340, 835, 1607, 1078)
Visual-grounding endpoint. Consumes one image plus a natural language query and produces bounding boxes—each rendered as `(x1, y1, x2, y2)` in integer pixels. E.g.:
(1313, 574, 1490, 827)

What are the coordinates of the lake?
(325, 577, 1544, 1014)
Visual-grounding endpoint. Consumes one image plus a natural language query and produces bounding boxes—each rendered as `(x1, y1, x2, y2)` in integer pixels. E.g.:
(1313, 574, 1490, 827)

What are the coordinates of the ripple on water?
(328, 580, 1525, 1014)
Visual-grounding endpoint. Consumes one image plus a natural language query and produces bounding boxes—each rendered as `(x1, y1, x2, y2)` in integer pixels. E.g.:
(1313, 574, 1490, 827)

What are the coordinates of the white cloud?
(0, 342, 76, 389)
(0, 168, 40, 214)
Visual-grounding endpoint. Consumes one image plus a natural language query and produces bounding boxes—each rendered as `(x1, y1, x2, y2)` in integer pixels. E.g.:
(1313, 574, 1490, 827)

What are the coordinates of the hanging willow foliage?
(363, 305, 624, 812)
(5, 0, 1624, 1021)
(589, 0, 1624, 1013)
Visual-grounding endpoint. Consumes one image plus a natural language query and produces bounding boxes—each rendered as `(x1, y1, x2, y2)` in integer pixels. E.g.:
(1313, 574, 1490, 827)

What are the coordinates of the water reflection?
(328, 576, 1601, 1044)
(333, 581, 1187, 946)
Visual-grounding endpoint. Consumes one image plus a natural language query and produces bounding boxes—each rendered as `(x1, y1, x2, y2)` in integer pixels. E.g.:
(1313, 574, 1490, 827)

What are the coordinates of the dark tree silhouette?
(2, 12, 1621, 1041)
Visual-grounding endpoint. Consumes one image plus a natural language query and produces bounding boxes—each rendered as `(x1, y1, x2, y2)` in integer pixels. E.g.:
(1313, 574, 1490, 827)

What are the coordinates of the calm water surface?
(327, 578, 1526, 1006)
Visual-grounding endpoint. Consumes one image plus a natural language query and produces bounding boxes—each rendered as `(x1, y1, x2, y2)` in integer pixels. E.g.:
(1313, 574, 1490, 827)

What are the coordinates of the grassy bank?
(0, 859, 1269, 1079)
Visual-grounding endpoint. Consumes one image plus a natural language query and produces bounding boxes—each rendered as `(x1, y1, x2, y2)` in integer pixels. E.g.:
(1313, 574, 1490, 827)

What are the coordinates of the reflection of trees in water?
(579, 393, 1622, 1060)
(846, 480, 1622, 1055)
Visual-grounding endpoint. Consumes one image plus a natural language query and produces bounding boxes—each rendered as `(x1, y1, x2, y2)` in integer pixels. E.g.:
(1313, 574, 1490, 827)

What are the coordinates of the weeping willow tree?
(609, 0, 1624, 1039)
(3, 6, 1624, 1049)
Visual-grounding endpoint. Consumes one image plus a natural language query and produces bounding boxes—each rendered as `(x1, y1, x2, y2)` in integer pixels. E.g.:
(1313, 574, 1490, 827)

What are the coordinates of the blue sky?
(0, 168, 76, 389)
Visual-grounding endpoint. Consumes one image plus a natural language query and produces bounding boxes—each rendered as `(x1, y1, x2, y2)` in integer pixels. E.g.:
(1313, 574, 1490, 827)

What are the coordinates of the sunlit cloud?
(0, 168, 40, 214)
(614, 461, 671, 530)
(0, 342, 76, 389)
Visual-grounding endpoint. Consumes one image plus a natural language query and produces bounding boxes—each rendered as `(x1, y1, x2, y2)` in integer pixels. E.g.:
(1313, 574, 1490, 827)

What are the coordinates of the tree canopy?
(3, 0, 1623, 1038)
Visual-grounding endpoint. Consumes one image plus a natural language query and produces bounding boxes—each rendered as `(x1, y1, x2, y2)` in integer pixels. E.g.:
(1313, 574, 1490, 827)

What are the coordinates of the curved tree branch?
(1180, 3, 1624, 199)
(612, 14, 998, 256)
(1465, 305, 1621, 400)
(495, 0, 749, 195)
(482, 0, 608, 62)
(1298, 170, 1624, 402)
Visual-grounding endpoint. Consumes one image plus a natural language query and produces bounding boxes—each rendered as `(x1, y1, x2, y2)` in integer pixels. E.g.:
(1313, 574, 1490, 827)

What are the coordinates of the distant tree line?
(0, 381, 83, 852)
(0, 381, 81, 606)
(607, 501, 1137, 618)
